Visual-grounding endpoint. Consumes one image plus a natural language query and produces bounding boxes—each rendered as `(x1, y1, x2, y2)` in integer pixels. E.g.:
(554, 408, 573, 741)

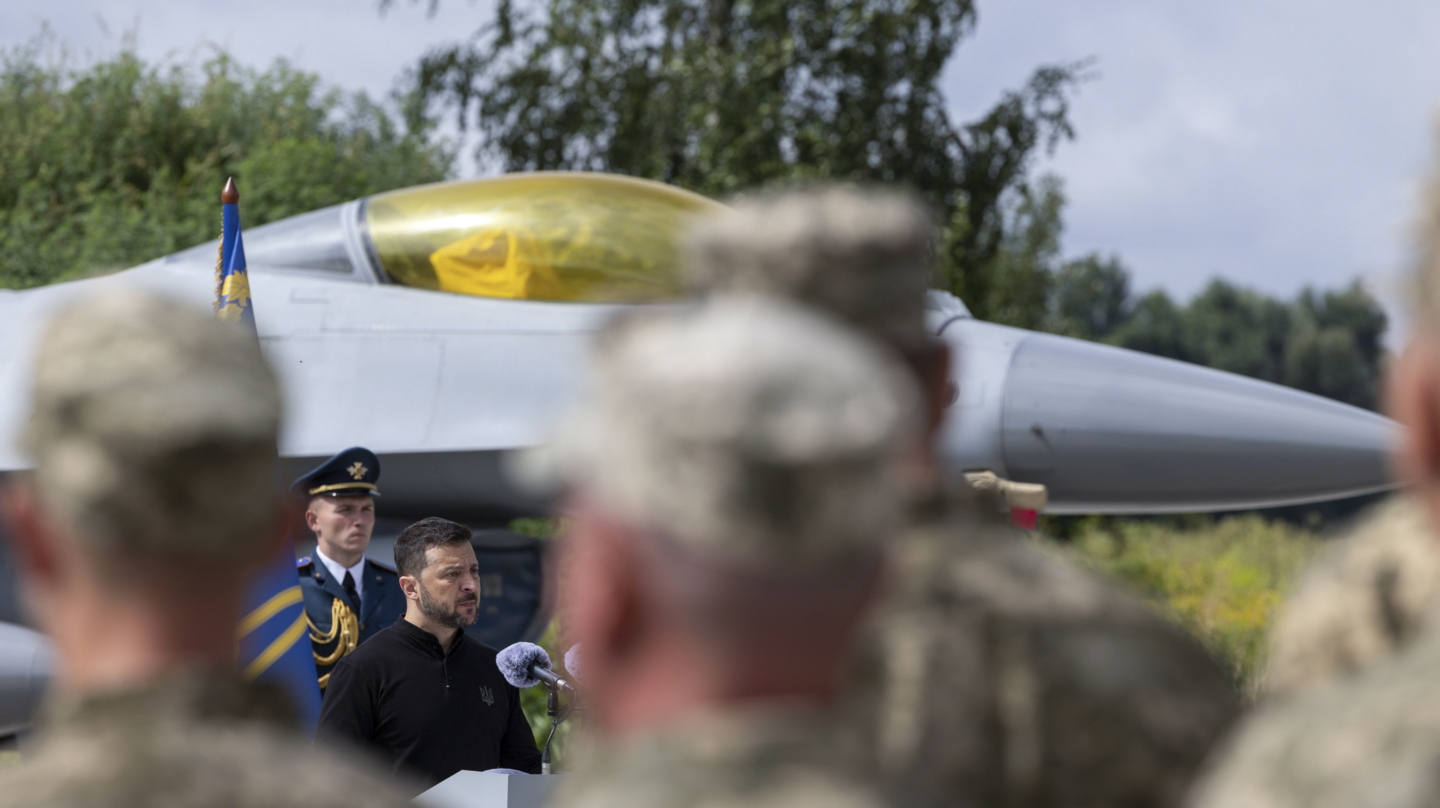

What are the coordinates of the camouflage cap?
(686, 186, 936, 349)
(20, 290, 283, 565)
(547, 295, 920, 564)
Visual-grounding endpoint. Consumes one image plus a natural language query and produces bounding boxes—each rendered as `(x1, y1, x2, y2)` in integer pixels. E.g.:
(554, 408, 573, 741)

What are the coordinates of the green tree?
(980, 174, 1064, 330)
(1047, 252, 1131, 340)
(1111, 290, 1188, 360)
(1064, 267, 1388, 409)
(0, 42, 450, 288)
(405, 0, 1084, 323)
(1282, 282, 1386, 409)
(1180, 280, 1292, 383)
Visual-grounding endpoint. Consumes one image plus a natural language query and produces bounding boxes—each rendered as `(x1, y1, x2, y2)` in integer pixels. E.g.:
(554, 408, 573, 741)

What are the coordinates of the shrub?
(1062, 515, 1318, 693)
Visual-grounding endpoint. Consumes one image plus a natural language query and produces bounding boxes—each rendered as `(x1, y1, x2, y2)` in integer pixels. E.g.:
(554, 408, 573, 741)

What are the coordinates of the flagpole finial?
(222, 177, 239, 205)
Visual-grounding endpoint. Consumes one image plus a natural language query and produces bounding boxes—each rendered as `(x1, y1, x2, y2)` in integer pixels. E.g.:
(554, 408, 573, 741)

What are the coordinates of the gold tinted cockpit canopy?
(365, 173, 728, 303)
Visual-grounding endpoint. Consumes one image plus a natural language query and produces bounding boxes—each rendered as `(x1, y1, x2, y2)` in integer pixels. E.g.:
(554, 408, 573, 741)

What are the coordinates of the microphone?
(497, 642, 576, 693)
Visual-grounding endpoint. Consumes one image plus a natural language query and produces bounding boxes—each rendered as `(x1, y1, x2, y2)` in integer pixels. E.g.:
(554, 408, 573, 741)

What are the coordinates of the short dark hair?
(394, 517, 473, 577)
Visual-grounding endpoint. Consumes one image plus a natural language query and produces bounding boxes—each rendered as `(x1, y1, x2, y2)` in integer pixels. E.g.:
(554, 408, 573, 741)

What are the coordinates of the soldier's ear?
(0, 477, 60, 585)
(303, 502, 322, 534)
(1389, 337, 1440, 489)
(919, 340, 955, 424)
(900, 340, 953, 469)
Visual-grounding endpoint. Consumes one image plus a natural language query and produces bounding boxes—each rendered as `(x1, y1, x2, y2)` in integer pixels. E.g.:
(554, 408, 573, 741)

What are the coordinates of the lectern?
(416, 771, 563, 808)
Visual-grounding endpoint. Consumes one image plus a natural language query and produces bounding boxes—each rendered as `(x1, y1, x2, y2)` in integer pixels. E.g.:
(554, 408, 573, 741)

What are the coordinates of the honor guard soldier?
(294, 447, 406, 691)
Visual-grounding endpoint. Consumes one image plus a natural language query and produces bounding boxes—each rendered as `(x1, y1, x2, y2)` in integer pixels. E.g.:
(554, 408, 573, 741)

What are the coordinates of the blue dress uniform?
(292, 448, 407, 691)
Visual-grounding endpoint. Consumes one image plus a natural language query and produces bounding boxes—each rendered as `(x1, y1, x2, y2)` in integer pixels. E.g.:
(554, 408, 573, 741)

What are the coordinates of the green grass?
(1060, 515, 1319, 692)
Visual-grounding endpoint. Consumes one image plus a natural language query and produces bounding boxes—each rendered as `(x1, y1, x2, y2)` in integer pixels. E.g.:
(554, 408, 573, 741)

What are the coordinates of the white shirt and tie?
(316, 547, 365, 603)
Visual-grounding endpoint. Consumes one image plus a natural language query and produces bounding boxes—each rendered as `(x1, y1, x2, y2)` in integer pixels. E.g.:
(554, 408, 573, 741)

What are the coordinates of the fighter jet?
(0, 170, 1403, 738)
(0, 171, 1399, 517)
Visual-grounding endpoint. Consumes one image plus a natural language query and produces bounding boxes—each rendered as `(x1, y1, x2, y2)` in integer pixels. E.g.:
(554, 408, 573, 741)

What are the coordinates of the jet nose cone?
(1002, 333, 1401, 514)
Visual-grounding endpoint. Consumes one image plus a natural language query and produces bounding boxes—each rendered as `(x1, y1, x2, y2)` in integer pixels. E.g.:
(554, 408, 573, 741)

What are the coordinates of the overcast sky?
(4, 1, 1440, 331)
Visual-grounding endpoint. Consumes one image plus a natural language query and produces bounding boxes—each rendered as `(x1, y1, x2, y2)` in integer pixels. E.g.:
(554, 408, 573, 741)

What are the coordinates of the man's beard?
(418, 581, 478, 628)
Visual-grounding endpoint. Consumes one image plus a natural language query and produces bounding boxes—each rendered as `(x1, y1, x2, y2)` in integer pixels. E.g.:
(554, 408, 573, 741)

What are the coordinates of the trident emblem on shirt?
(480, 686, 495, 706)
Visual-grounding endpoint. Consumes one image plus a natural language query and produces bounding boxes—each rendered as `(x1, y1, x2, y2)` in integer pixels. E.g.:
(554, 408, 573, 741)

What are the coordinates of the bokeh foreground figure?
(542, 296, 918, 808)
(1262, 497, 1435, 698)
(0, 291, 408, 808)
(1188, 131, 1440, 808)
(686, 186, 1241, 808)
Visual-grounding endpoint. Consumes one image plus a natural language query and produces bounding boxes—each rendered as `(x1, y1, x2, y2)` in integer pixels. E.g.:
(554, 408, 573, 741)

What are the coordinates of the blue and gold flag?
(215, 177, 321, 730)
(215, 179, 255, 328)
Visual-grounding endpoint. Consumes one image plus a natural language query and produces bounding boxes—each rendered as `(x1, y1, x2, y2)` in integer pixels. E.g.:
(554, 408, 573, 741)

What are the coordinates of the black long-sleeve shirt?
(317, 618, 542, 792)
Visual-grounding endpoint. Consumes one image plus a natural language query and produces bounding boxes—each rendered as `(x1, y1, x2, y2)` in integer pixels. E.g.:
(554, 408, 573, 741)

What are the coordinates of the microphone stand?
(542, 689, 558, 774)
(541, 686, 580, 774)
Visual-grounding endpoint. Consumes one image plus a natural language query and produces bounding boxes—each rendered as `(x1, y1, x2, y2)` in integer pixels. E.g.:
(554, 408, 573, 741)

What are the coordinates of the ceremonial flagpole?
(216, 177, 323, 730)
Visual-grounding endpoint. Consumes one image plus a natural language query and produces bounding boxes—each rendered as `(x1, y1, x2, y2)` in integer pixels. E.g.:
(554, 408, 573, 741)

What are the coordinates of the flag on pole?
(215, 178, 256, 328)
(216, 177, 322, 730)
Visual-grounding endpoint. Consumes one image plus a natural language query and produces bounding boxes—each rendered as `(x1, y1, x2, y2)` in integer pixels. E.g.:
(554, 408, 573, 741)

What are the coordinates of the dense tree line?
(0, 43, 448, 288)
(987, 181, 1387, 410)
(1048, 258, 1385, 410)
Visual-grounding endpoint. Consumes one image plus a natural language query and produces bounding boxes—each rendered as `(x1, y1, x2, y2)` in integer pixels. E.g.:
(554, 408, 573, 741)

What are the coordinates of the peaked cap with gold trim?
(291, 447, 381, 498)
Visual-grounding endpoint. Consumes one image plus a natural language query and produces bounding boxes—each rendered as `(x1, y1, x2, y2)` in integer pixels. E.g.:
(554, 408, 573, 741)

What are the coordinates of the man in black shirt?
(318, 517, 542, 791)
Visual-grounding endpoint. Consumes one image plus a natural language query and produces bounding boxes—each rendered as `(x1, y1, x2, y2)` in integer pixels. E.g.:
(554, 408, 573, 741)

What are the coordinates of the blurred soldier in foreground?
(0, 291, 408, 808)
(1187, 139, 1440, 808)
(687, 186, 1241, 808)
(542, 296, 918, 808)
(1261, 498, 1435, 698)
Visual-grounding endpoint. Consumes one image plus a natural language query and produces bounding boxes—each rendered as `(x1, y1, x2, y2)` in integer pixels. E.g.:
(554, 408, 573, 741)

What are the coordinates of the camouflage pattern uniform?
(857, 484, 1240, 808)
(1262, 497, 1440, 698)
(686, 187, 1242, 808)
(0, 676, 410, 808)
(1188, 601, 1440, 808)
(558, 709, 883, 808)
(541, 297, 918, 808)
(0, 291, 410, 808)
